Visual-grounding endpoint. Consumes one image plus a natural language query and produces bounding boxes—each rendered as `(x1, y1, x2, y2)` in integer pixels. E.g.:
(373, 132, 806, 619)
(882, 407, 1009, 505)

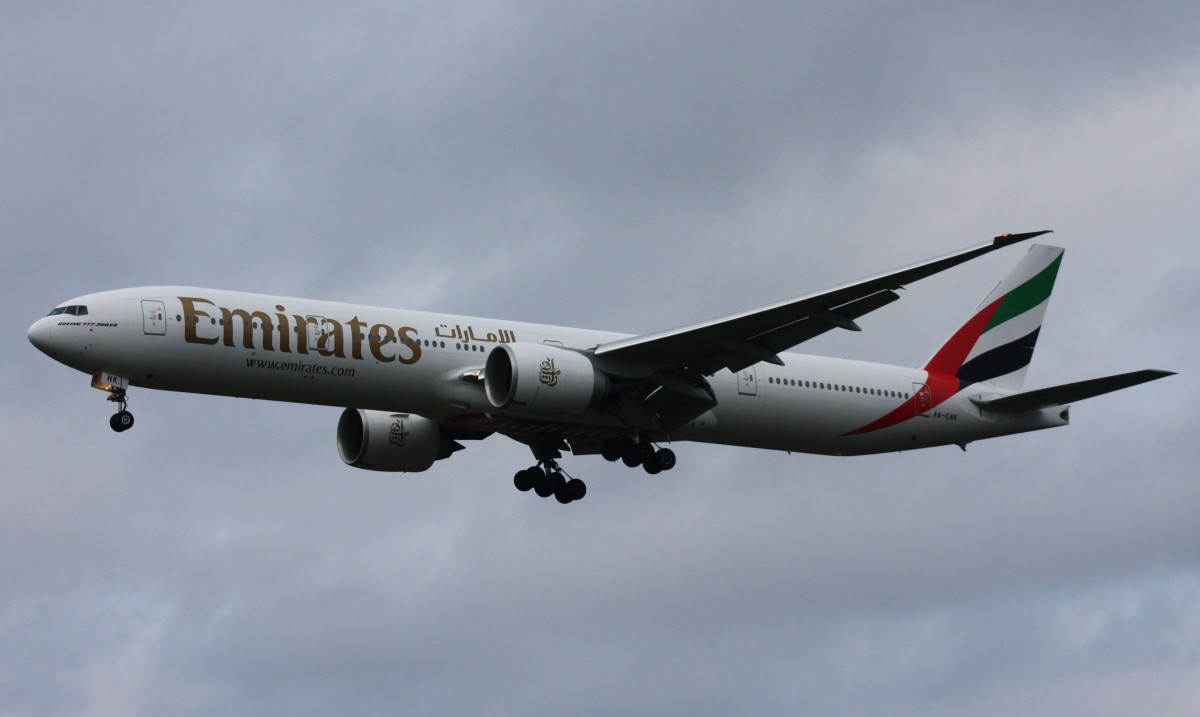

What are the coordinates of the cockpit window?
(47, 305, 88, 317)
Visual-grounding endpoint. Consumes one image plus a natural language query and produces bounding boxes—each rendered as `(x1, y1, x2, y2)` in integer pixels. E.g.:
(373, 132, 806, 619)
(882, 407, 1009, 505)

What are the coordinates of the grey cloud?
(4, 2, 1199, 716)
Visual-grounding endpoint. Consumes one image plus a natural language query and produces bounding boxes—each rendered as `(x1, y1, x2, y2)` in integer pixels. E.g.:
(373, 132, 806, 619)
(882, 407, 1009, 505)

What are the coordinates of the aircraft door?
(308, 316, 330, 352)
(738, 366, 758, 396)
(141, 300, 166, 335)
(913, 382, 932, 416)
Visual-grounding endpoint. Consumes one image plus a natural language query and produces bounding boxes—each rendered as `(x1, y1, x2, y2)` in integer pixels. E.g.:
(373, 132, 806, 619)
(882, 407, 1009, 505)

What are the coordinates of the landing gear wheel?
(566, 479, 586, 501)
(655, 448, 676, 471)
(554, 477, 587, 504)
(109, 411, 134, 432)
(600, 439, 622, 462)
(643, 454, 662, 475)
(620, 438, 644, 467)
(545, 471, 567, 501)
(636, 441, 656, 463)
(515, 455, 588, 504)
(532, 467, 555, 497)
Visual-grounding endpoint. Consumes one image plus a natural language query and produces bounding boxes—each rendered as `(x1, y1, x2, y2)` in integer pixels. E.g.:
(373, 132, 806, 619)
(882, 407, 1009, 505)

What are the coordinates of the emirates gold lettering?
(397, 326, 422, 365)
(316, 317, 345, 358)
(222, 307, 275, 350)
(347, 316, 368, 360)
(179, 297, 219, 345)
(180, 296, 422, 366)
(369, 323, 396, 362)
(274, 305, 291, 353)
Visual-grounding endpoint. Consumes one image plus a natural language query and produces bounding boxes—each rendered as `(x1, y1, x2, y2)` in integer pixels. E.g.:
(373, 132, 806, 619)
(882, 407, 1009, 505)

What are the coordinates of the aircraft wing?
(594, 231, 1051, 376)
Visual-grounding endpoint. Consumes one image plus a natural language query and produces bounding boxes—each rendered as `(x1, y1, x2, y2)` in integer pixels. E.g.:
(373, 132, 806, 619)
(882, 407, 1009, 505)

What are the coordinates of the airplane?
(28, 231, 1173, 504)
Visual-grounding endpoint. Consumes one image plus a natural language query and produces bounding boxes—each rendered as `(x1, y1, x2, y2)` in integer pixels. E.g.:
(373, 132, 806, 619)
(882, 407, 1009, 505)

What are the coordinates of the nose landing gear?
(107, 388, 134, 432)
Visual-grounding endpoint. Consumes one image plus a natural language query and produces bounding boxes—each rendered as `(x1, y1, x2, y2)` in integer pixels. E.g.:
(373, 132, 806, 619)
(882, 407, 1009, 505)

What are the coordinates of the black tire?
(621, 452, 642, 468)
(566, 479, 587, 501)
(110, 411, 134, 432)
(636, 441, 656, 462)
(548, 471, 569, 501)
(600, 440, 622, 462)
(655, 448, 676, 471)
(514, 469, 534, 492)
(643, 457, 662, 475)
(531, 467, 554, 497)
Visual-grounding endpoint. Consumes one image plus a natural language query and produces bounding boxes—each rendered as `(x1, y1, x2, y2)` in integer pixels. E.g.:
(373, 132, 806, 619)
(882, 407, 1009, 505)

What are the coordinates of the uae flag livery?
(847, 245, 1064, 436)
(926, 244, 1064, 391)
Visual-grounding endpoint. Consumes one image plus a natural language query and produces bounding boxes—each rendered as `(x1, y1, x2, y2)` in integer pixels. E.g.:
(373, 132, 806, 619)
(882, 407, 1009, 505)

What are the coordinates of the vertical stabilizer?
(924, 244, 1064, 390)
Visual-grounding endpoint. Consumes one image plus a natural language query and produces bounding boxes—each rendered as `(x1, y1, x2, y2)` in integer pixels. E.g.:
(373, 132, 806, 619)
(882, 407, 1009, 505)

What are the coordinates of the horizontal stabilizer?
(970, 369, 1175, 412)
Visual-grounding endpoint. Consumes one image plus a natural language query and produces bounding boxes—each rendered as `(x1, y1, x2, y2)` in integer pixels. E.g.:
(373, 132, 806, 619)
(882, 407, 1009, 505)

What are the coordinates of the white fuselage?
(28, 287, 1068, 456)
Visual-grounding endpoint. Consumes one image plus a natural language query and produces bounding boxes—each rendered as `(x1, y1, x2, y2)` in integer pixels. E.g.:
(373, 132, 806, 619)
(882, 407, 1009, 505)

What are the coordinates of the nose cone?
(28, 318, 52, 355)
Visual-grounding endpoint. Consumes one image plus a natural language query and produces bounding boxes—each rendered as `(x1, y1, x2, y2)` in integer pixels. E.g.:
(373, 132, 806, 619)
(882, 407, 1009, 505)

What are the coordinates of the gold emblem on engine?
(539, 357, 561, 387)
(389, 418, 410, 447)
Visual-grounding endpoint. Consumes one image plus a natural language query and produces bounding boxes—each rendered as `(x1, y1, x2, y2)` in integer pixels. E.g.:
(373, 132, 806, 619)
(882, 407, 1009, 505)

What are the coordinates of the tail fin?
(924, 244, 1064, 390)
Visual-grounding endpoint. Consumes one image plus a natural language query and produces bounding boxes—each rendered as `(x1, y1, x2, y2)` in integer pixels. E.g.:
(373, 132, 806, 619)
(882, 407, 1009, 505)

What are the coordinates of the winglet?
(993, 230, 1052, 248)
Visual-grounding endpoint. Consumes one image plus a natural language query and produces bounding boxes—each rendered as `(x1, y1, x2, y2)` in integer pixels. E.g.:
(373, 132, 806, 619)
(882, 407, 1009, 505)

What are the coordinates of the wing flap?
(694, 289, 902, 375)
(970, 369, 1175, 412)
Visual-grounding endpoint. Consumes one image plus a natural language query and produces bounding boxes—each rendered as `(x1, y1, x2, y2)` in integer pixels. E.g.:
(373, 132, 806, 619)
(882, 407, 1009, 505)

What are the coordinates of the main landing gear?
(511, 433, 675, 505)
(514, 461, 587, 504)
(599, 435, 676, 475)
(107, 388, 134, 433)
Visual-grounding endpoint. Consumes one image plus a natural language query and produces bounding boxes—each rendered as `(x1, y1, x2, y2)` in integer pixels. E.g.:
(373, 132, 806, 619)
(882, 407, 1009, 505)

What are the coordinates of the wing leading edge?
(595, 231, 1052, 376)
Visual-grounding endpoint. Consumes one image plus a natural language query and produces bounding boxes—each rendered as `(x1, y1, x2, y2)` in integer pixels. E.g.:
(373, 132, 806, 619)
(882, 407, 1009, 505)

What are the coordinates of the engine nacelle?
(484, 343, 607, 415)
(336, 409, 450, 472)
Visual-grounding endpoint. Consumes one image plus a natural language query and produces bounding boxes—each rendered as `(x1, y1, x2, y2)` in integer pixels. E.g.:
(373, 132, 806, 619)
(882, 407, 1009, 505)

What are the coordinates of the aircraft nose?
(28, 318, 52, 355)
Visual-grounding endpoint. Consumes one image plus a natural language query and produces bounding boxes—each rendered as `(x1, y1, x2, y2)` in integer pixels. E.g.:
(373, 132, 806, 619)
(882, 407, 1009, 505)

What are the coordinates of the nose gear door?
(141, 300, 166, 335)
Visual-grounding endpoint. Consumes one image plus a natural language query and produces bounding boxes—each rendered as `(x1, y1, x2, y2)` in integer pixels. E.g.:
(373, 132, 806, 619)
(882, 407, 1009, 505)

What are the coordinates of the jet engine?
(336, 409, 454, 472)
(484, 343, 607, 415)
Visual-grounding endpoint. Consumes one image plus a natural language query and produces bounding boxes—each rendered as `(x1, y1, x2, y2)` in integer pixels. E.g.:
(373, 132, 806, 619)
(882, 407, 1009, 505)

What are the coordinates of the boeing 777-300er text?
(28, 231, 1173, 503)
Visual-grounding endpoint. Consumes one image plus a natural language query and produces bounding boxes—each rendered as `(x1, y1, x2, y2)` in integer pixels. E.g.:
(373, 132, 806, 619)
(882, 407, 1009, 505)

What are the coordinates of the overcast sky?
(3, 2, 1199, 716)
